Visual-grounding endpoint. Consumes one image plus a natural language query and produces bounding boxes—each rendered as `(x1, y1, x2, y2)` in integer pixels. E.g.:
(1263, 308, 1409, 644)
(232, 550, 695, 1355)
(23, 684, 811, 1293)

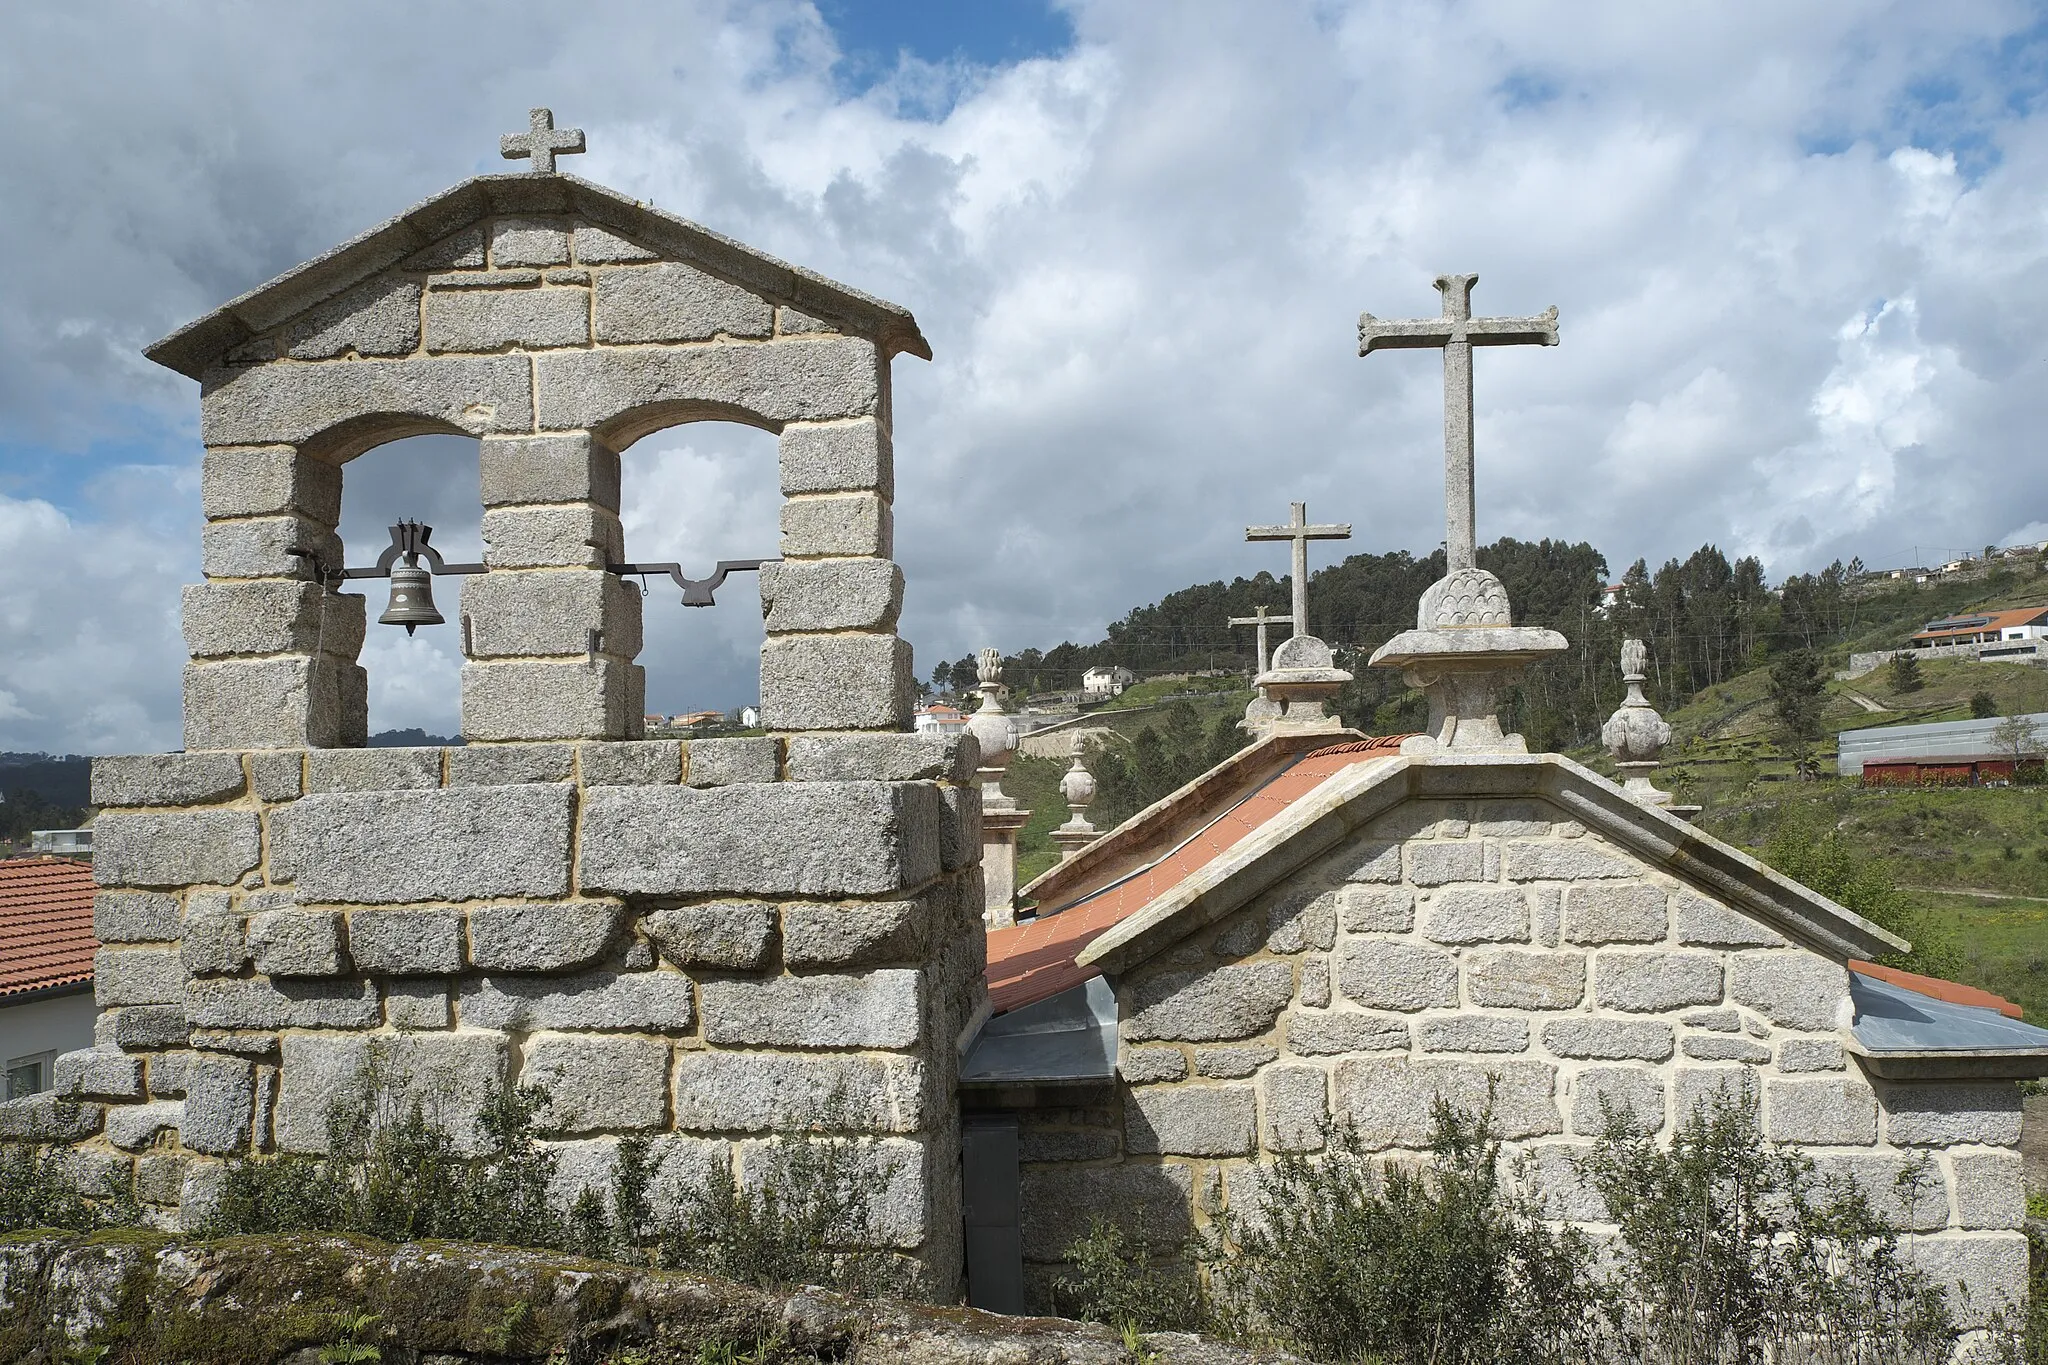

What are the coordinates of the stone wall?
(3, 733, 984, 1288)
(1013, 795, 2030, 1323)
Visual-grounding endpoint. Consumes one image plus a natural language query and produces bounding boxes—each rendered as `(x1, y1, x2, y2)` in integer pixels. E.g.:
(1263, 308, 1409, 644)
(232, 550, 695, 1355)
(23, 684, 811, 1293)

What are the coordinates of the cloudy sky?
(4, 1, 2047, 753)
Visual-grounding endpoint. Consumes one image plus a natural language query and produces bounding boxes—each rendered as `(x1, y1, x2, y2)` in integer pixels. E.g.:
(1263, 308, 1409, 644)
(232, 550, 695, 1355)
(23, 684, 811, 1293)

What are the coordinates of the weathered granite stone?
(444, 743, 576, 788)
(479, 433, 621, 509)
(277, 1032, 509, 1155)
(685, 737, 780, 787)
(579, 739, 683, 785)
(183, 654, 367, 753)
(180, 893, 246, 975)
(1561, 883, 1667, 944)
(461, 657, 643, 742)
(1124, 962, 1295, 1042)
(184, 977, 380, 1031)
(490, 218, 569, 266)
(1286, 1011, 1409, 1055)
(247, 750, 304, 802)
(281, 276, 421, 359)
(781, 901, 922, 967)
(1502, 840, 1635, 881)
(739, 1136, 928, 1248)
(200, 445, 342, 522)
(189, 1030, 281, 1057)
(1674, 891, 1785, 947)
(670, 1051, 923, 1133)
(1406, 841, 1494, 887)
(1542, 1016, 1674, 1061)
(93, 892, 181, 944)
(1119, 1045, 1188, 1083)
(0, 1094, 102, 1141)
(95, 810, 261, 889)
(425, 284, 589, 352)
(468, 901, 626, 973)
(1265, 888, 1338, 953)
(701, 970, 921, 1049)
(758, 633, 914, 731)
(1906, 1234, 2031, 1327)
(1337, 1056, 1560, 1148)
(200, 515, 342, 578)
(780, 493, 891, 559)
(1570, 1065, 1666, 1135)
(180, 580, 332, 660)
(1776, 1037, 1845, 1072)
(91, 753, 245, 808)
(1810, 1153, 1948, 1232)
(1765, 1075, 1878, 1144)
(481, 504, 622, 569)
(102, 1005, 190, 1051)
(1339, 886, 1415, 932)
(571, 224, 658, 263)
(460, 570, 641, 659)
(348, 909, 465, 975)
(1681, 1007, 1741, 1032)
(459, 969, 695, 1032)
(1464, 949, 1586, 1010)
(783, 733, 974, 785)
(1299, 955, 1331, 1008)
(535, 338, 881, 432)
(181, 1055, 254, 1155)
(1880, 1083, 2023, 1146)
(1420, 887, 1527, 944)
(581, 781, 941, 898)
(778, 418, 892, 497)
(546, 1134, 728, 1217)
(1592, 950, 1724, 1012)
(94, 948, 184, 1007)
(1337, 940, 1458, 1011)
(247, 908, 347, 977)
(1523, 1142, 1608, 1221)
(642, 903, 777, 970)
(593, 261, 774, 343)
(384, 980, 450, 1030)
(1728, 951, 1849, 1032)
(1417, 1014, 1530, 1053)
(524, 1034, 670, 1133)
(269, 786, 574, 903)
(1261, 1065, 1329, 1152)
(1194, 1044, 1279, 1078)
(55, 1049, 144, 1100)
(1951, 1149, 2025, 1229)
(134, 1151, 190, 1202)
(1337, 840, 1403, 883)
(760, 559, 903, 633)
(200, 354, 533, 450)
(1126, 1085, 1257, 1156)
(1681, 1034, 1771, 1062)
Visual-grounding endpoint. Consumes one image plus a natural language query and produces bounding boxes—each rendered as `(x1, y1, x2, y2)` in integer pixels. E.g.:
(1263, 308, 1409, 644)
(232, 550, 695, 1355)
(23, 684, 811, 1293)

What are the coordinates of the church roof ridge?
(146, 172, 931, 381)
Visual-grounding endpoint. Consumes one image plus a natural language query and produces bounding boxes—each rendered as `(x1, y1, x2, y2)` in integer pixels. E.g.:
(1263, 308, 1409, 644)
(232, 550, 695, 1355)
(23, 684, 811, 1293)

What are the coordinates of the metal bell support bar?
(606, 558, 773, 606)
(288, 521, 485, 636)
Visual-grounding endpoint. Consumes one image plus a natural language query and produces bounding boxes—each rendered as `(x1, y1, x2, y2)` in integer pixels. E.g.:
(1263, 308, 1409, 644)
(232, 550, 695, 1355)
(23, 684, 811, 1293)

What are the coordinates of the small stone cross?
(1245, 503, 1349, 644)
(500, 108, 586, 174)
(1358, 274, 1557, 571)
(1229, 604, 1292, 675)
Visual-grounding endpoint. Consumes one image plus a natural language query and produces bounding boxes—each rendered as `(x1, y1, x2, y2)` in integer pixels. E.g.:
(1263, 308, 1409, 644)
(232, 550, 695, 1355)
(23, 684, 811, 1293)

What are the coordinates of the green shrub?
(1760, 812, 1966, 981)
(0, 1136, 141, 1233)
(1050, 1217, 1208, 1335)
(1208, 1100, 1604, 1365)
(1585, 1092, 1953, 1364)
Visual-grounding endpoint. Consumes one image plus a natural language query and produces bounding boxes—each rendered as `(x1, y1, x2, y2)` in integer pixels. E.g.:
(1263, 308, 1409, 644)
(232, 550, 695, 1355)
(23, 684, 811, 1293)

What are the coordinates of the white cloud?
(4, 0, 2048, 749)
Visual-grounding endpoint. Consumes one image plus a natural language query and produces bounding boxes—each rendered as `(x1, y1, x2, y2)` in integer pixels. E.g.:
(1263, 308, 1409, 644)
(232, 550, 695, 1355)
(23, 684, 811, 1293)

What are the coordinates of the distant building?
(1837, 712, 2048, 786)
(30, 830, 91, 855)
(1598, 582, 1624, 615)
(1081, 666, 1134, 700)
(739, 706, 760, 728)
(914, 704, 968, 736)
(1909, 607, 2048, 650)
(673, 710, 725, 729)
(0, 857, 97, 1099)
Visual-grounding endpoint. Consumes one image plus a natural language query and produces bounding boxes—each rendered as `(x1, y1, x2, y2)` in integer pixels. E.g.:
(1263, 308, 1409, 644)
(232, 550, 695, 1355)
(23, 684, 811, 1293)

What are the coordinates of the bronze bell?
(378, 561, 444, 634)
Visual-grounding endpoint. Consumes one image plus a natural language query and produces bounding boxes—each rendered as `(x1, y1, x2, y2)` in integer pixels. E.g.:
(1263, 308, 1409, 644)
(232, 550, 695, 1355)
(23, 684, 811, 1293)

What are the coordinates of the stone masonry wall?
(1016, 795, 2030, 1323)
(2, 733, 984, 1291)
(187, 209, 911, 751)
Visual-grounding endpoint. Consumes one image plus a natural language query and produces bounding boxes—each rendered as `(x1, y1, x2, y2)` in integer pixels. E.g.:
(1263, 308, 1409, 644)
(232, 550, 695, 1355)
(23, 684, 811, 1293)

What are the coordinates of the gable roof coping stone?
(147, 174, 930, 382)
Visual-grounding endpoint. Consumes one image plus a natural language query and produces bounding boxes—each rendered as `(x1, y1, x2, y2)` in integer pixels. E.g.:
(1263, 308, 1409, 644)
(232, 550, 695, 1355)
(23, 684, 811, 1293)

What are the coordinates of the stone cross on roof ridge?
(1358, 273, 1557, 571)
(500, 108, 586, 174)
(1229, 604, 1292, 675)
(1245, 502, 1349, 643)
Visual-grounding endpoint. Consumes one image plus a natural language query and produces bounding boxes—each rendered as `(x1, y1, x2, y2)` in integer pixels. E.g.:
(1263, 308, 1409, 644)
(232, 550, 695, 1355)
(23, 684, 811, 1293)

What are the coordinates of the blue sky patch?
(819, 0, 1073, 100)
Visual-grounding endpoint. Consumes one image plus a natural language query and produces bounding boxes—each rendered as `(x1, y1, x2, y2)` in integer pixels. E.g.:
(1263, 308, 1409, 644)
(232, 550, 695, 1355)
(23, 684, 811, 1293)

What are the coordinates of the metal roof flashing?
(1848, 971, 2048, 1079)
(961, 977, 1116, 1086)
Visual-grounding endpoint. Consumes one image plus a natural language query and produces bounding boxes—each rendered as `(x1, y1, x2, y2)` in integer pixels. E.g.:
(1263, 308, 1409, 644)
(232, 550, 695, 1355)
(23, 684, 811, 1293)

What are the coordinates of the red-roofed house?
(0, 856, 97, 1099)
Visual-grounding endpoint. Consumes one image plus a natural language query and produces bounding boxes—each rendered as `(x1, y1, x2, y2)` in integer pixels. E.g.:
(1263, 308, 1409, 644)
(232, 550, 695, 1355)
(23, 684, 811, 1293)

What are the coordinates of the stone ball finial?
(1603, 637, 1674, 807)
(1419, 566, 1514, 630)
(1060, 737, 1098, 814)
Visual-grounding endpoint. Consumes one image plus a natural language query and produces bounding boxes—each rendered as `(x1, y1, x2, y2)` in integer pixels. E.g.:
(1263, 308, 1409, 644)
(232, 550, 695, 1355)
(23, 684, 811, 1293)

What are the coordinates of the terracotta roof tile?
(0, 856, 97, 999)
(1847, 959, 2025, 1019)
(985, 737, 1410, 1014)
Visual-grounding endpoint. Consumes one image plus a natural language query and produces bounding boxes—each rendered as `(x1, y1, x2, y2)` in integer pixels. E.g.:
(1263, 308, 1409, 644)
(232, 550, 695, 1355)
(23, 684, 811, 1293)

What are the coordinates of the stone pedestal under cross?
(1230, 604, 1293, 676)
(1361, 273, 1567, 755)
(1241, 502, 1352, 737)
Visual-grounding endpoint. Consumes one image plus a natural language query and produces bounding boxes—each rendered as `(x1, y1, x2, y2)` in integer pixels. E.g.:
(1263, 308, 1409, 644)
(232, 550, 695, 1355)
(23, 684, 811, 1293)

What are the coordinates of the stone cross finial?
(1359, 274, 1558, 571)
(1245, 502, 1349, 641)
(1230, 604, 1293, 676)
(500, 108, 586, 174)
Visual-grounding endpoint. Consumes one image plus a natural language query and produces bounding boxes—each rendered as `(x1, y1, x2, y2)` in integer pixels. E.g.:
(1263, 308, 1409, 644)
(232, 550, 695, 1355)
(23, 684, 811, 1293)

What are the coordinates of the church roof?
(146, 173, 931, 380)
(0, 856, 96, 1000)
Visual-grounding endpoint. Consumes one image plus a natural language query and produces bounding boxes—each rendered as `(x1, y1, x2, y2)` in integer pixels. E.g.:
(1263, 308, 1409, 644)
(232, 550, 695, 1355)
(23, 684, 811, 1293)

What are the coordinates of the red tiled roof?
(0, 856, 97, 999)
(1910, 607, 2048, 642)
(1848, 958, 2024, 1019)
(986, 735, 1409, 1014)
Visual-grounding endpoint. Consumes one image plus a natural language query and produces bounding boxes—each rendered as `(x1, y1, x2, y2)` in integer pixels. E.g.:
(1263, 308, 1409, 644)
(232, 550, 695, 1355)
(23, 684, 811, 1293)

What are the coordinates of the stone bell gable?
(150, 172, 929, 751)
(976, 750, 2039, 1322)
